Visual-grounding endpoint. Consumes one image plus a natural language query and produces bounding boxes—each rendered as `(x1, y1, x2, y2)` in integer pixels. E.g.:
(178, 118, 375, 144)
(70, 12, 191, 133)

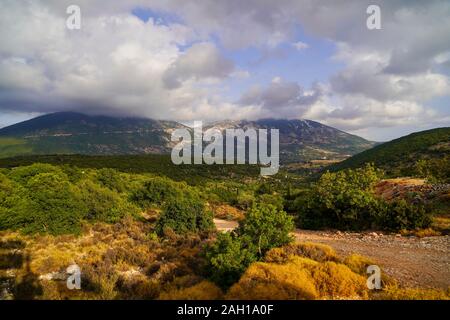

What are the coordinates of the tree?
(204, 232, 257, 289)
(379, 199, 431, 230)
(238, 203, 294, 256)
(130, 177, 189, 209)
(77, 179, 138, 223)
(296, 164, 431, 231)
(15, 172, 85, 235)
(155, 195, 214, 236)
(205, 200, 295, 288)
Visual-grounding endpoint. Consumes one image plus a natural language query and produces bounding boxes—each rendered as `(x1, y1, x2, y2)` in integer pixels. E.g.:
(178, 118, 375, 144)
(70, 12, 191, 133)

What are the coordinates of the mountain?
(0, 112, 186, 157)
(0, 112, 376, 162)
(206, 119, 376, 163)
(330, 127, 450, 175)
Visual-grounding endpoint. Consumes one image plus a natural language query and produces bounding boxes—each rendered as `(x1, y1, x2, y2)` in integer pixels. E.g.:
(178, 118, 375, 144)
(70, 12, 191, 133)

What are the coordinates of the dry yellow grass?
(375, 285, 450, 300)
(211, 204, 245, 221)
(265, 242, 339, 264)
(226, 256, 368, 300)
(1, 220, 447, 300)
(159, 280, 223, 300)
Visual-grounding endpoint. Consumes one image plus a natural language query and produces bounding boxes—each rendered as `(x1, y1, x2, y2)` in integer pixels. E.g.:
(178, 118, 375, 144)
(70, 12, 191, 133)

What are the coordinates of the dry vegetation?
(3, 228, 448, 300)
(1, 162, 448, 300)
(0, 217, 215, 300)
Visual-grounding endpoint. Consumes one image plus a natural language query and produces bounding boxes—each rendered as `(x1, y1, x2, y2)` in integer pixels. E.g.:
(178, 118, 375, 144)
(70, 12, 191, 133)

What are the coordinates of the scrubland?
(0, 159, 449, 300)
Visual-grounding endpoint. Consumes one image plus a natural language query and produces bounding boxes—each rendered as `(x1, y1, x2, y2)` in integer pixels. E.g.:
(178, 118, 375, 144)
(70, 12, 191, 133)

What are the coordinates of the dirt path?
(294, 230, 450, 289)
(214, 219, 239, 232)
(214, 219, 450, 289)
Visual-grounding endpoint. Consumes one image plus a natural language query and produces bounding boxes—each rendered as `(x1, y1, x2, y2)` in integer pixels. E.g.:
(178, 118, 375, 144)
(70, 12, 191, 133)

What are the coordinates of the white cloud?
(0, 0, 449, 140)
(163, 42, 234, 89)
(292, 41, 309, 51)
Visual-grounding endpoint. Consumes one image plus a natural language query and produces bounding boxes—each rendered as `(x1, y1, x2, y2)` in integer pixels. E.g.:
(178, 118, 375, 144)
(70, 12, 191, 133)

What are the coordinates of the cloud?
(330, 62, 450, 102)
(163, 42, 234, 89)
(292, 41, 309, 51)
(0, 0, 449, 140)
(238, 78, 325, 119)
(239, 78, 322, 109)
(0, 1, 215, 120)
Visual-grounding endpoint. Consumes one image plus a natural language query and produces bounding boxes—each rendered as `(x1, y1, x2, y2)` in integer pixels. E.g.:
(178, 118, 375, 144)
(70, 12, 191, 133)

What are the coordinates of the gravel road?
(214, 218, 450, 289)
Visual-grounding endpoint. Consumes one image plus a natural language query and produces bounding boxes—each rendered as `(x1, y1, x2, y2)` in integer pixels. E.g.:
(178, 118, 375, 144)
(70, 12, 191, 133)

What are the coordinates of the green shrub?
(298, 164, 382, 230)
(414, 157, 450, 183)
(238, 203, 294, 256)
(8, 163, 64, 184)
(257, 194, 284, 211)
(0, 173, 26, 230)
(297, 164, 431, 231)
(77, 179, 139, 223)
(379, 199, 431, 231)
(130, 177, 189, 209)
(11, 172, 85, 235)
(155, 195, 214, 236)
(204, 201, 294, 288)
(256, 183, 273, 195)
(204, 232, 257, 289)
(236, 192, 255, 210)
(96, 168, 126, 193)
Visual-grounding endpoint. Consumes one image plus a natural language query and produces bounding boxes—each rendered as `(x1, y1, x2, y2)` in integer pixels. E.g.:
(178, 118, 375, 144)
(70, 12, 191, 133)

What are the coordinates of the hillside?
(206, 118, 376, 163)
(0, 112, 185, 156)
(0, 112, 376, 162)
(330, 127, 450, 178)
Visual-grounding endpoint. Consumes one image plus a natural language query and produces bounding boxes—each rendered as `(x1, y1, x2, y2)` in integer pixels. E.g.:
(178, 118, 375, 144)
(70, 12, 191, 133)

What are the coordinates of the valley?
(0, 114, 448, 300)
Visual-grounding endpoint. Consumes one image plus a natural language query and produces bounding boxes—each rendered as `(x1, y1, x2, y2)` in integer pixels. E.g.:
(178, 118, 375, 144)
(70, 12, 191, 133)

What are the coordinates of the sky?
(0, 0, 449, 141)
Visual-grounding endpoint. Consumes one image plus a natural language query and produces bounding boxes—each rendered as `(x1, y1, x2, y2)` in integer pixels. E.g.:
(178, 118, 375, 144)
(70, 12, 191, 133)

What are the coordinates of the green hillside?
(0, 112, 376, 163)
(0, 112, 184, 158)
(330, 127, 450, 179)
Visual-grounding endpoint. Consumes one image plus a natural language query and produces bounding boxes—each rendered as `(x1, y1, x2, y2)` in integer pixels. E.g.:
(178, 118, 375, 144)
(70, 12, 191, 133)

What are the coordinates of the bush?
(226, 256, 368, 300)
(310, 261, 368, 299)
(204, 232, 257, 289)
(77, 179, 139, 223)
(130, 177, 190, 209)
(236, 192, 255, 210)
(0, 173, 26, 230)
(10, 172, 85, 235)
(298, 164, 382, 230)
(296, 164, 431, 231)
(96, 168, 126, 193)
(265, 242, 339, 264)
(204, 201, 294, 288)
(377, 285, 450, 300)
(343, 254, 376, 275)
(155, 195, 214, 236)
(415, 157, 450, 183)
(226, 258, 319, 300)
(238, 203, 294, 256)
(8, 163, 64, 184)
(257, 194, 284, 211)
(159, 280, 223, 300)
(378, 199, 431, 231)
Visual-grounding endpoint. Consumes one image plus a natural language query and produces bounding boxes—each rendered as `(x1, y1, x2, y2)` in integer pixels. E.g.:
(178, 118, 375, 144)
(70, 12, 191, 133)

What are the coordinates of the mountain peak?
(0, 112, 376, 162)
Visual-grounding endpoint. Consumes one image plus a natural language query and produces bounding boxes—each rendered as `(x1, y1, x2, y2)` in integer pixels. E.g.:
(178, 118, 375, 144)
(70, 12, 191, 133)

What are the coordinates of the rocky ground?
(214, 218, 450, 289)
(294, 230, 450, 289)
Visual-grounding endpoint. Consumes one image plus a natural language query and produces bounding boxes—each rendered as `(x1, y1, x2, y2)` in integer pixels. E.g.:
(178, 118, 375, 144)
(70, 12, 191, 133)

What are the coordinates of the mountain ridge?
(0, 112, 376, 162)
(330, 127, 450, 177)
